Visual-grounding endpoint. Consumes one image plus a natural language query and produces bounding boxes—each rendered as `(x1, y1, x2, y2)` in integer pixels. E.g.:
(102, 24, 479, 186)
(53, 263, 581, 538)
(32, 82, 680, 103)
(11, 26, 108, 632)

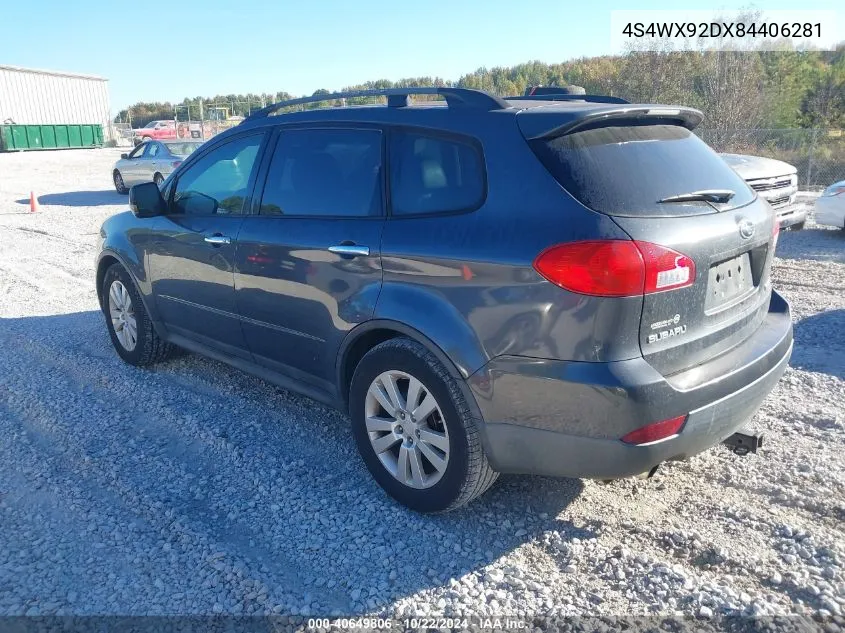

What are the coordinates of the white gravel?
(0, 149, 843, 619)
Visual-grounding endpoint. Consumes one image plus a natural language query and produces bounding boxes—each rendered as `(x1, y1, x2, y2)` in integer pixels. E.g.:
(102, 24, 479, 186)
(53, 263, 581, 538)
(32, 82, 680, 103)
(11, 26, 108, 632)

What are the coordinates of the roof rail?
(244, 87, 509, 121)
(513, 94, 630, 105)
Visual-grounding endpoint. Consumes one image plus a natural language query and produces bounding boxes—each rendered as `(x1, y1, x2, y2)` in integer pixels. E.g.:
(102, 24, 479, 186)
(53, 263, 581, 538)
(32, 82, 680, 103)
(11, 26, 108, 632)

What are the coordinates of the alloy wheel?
(108, 280, 137, 351)
(364, 370, 450, 489)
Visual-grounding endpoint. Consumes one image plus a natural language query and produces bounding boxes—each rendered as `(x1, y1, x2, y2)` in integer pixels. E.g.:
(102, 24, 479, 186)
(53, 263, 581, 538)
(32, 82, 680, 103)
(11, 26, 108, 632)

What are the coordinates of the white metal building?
(0, 65, 111, 133)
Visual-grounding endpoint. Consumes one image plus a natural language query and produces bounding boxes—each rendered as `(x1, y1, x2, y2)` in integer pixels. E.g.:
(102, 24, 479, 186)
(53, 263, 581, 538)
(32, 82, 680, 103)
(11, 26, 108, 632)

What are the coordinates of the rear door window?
(389, 130, 484, 216)
(259, 128, 383, 217)
(529, 124, 755, 217)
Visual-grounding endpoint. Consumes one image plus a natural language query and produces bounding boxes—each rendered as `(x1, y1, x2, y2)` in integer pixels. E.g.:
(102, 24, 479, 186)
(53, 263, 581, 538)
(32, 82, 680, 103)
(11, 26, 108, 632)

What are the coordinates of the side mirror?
(120, 153, 128, 159)
(129, 182, 166, 218)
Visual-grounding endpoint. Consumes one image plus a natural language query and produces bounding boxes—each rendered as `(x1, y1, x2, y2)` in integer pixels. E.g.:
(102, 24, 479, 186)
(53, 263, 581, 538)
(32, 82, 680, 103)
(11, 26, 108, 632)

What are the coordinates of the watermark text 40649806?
(610, 10, 840, 52)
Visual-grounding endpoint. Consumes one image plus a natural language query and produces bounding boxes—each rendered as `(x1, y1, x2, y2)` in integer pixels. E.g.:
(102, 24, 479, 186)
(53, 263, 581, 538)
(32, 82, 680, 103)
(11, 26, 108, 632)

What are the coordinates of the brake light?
(533, 240, 695, 297)
(772, 218, 780, 247)
(171, 160, 182, 169)
(621, 415, 687, 445)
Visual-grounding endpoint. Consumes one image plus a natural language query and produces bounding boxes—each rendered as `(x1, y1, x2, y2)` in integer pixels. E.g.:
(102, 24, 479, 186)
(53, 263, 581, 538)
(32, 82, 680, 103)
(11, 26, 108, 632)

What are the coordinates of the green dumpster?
(0, 123, 104, 151)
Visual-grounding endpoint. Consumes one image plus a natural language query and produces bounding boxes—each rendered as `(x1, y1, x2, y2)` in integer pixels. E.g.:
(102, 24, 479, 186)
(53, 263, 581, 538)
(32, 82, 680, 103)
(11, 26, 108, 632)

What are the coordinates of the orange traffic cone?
(29, 191, 39, 213)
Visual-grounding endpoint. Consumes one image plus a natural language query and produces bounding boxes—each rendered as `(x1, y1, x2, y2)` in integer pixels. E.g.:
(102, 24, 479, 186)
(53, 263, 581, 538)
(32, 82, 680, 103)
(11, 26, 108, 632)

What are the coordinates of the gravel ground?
(0, 148, 843, 620)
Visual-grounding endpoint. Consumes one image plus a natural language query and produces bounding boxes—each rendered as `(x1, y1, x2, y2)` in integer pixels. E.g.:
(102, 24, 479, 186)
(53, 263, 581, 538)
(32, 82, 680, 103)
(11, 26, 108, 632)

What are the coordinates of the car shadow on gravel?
(0, 310, 593, 615)
(15, 190, 125, 207)
(791, 308, 845, 379)
(774, 226, 845, 264)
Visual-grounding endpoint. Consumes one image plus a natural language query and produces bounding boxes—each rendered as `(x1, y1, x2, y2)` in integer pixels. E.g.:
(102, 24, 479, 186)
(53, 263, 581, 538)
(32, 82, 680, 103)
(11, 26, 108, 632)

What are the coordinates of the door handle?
(328, 244, 370, 257)
(204, 234, 231, 246)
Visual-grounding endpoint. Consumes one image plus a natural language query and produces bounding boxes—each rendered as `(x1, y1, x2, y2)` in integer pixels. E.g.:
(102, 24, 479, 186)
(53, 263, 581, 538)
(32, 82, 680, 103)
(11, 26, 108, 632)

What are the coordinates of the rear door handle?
(204, 234, 231, 246)
(328, 244, 370, 257)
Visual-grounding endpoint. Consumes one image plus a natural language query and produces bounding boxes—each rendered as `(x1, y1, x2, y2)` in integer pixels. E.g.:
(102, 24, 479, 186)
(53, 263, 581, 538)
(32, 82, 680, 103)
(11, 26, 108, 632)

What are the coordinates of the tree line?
(117, 44, 844, 130)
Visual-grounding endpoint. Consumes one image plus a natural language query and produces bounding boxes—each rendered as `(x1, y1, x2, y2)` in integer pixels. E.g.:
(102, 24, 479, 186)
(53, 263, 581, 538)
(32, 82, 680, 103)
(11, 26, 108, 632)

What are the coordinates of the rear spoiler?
(523, 106, 704, 140)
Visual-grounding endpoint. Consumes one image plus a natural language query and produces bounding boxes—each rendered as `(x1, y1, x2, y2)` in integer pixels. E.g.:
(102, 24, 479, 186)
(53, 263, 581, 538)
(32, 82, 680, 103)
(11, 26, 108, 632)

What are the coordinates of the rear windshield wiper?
(658, 189, 735, 204)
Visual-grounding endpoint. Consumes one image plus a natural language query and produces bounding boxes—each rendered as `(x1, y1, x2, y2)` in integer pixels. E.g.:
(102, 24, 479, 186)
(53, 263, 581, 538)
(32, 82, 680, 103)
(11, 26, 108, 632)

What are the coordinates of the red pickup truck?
(133, 120, 177, 143)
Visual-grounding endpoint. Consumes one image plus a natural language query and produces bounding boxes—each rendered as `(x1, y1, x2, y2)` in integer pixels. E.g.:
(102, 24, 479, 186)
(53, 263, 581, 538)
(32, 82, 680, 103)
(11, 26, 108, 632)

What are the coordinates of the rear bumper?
(814, 197, 844, 228)
(468, 291, 793, 479)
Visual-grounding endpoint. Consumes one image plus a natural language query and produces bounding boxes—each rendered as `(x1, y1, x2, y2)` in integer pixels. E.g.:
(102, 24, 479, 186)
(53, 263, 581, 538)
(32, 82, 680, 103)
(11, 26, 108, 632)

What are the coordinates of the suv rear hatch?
(519, 104, 778, 377)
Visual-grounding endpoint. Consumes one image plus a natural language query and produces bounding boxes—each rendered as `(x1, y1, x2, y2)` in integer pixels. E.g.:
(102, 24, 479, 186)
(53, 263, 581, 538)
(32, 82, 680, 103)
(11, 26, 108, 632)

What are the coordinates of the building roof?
(0, 64, 107, 82)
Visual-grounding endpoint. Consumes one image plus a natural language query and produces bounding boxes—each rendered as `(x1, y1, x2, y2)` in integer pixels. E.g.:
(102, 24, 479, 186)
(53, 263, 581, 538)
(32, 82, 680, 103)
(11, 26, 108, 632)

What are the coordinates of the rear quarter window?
(389, 130, 485, 216)
(529, 124, 755, 217)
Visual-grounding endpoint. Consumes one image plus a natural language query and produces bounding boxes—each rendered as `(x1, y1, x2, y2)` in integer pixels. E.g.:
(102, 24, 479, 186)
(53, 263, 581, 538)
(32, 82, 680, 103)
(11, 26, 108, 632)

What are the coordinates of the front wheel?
(153, 172, 164, 186)
(113, 170, 128, 194)
(791, 220, 806, 231)
(102, 263, 175, 366)
(349, 338, 497, 512)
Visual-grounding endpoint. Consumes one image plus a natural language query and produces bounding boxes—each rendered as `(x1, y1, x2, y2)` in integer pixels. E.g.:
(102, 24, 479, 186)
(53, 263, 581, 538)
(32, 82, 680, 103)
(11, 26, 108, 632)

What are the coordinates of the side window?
(147, 143, 160, 158)
(171, 133, 263, 216)
(389, 130, 484, 216)
(259, 128, 382, 217)
(128, 144, 147, 159)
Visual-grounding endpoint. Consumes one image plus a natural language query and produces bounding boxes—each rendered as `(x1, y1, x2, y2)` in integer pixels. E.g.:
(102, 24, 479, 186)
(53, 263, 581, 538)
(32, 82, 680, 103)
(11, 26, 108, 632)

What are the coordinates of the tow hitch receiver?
(723, 432, 764, 456)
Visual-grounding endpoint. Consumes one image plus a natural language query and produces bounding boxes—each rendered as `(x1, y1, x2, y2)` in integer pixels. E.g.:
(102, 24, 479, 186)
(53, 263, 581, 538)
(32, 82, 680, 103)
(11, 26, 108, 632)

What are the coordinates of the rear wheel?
(113, 170, 128, 194)
(349, 338, 497, 512)
(102, 263, 175, 366)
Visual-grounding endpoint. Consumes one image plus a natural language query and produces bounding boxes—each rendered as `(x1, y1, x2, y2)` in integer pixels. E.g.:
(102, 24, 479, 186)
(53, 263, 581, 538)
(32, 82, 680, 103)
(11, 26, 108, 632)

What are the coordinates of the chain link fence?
(170, 101, 262, 142)
(108, 122, 134, 147)
(697, 128, 844, 191)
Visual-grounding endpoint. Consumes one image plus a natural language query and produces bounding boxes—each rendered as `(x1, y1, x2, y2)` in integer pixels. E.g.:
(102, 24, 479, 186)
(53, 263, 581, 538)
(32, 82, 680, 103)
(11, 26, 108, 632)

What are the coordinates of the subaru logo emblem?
(739, 219, 754, 240)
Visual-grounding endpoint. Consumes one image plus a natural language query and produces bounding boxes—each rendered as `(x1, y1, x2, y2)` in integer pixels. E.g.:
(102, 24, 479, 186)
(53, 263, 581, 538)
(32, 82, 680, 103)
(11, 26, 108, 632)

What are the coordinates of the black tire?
(102, 263, 175, 366)
(791, 221, 806, 231)
(113, 170, 128, 195)
(349, 337, 497, 512)
(153, 173, 164, 186)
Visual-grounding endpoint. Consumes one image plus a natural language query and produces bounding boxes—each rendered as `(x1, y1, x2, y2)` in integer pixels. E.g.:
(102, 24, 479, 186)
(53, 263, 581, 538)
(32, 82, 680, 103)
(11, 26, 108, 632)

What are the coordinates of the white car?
(814, 180, 845, 230)
(112, 140, 202, 194)
(720, 153, 804, 229)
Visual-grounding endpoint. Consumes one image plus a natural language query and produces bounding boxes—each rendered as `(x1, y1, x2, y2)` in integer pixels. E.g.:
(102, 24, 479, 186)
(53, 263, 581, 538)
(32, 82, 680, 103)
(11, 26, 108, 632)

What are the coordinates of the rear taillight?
(533, 240, 695, 297)
(822, 185, 845, 197)
(772, 218, 780, 247)
(171, 160, 182, 169)
(621, 415, 687, 445)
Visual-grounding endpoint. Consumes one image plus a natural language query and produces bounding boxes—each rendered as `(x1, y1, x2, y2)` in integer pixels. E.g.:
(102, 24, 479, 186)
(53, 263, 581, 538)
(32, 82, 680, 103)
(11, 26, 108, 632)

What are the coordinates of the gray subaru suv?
(97, 87, 793, 512)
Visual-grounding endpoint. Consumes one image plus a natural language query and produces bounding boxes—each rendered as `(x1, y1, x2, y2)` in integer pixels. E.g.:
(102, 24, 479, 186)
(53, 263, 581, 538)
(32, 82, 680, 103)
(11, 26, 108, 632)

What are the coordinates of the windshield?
(529, 124, 755, 217)
(165, 142, 201, 157)
(143, 121, 159, 128)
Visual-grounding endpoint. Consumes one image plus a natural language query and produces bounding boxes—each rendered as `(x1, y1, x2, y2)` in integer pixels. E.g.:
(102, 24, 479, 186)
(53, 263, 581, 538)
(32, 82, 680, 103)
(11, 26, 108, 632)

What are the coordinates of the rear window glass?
(529, 124, 755, 216)
(165, 142, 201, 157)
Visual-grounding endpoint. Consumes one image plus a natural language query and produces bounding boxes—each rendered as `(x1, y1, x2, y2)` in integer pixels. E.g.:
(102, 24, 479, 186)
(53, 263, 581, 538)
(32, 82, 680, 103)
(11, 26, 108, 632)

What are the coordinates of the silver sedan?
(112, 140, 202, 194)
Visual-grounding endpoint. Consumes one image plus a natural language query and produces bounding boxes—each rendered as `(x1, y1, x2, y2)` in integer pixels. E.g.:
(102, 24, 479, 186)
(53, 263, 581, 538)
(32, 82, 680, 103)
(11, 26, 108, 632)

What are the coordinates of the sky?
(0, 0, 841, 112)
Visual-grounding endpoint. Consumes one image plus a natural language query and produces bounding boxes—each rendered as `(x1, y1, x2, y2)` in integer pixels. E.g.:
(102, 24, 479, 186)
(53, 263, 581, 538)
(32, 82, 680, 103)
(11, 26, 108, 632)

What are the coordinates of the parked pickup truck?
(720, 153, 804, 230)
(133, 120, 177, 144)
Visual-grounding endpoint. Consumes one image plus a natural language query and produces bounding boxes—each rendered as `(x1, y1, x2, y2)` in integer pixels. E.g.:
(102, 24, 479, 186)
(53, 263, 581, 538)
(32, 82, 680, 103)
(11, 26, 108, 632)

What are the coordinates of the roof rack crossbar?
(245, 87, 508, 120)
(513, 94, 630, 105)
